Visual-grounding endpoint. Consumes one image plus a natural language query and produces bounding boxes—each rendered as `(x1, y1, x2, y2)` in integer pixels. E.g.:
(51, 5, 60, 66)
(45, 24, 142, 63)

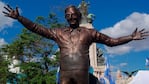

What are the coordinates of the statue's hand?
(132, 28, 149, 40)
(2, 4, 20, 19)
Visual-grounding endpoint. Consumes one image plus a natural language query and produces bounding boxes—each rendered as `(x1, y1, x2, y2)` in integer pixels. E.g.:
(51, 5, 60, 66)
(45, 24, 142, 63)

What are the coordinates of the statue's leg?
(60, 70, 89, 84)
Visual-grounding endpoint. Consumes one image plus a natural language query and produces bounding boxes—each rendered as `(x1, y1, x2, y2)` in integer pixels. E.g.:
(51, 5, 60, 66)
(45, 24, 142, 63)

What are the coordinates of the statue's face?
(65, 7, 81, 28)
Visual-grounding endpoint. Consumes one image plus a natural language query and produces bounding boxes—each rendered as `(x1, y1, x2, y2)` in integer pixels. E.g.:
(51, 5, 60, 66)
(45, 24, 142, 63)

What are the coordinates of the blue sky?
(0, 0, 149, 73)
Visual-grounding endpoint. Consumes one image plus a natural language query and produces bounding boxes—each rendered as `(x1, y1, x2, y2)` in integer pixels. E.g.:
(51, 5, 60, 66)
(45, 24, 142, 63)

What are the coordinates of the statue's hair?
(65, 5, 82, 19)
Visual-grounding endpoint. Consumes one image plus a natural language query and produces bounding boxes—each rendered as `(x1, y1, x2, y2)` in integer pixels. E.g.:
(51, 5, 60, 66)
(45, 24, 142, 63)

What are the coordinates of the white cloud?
(0, 1, 15, 31)
(0, 38, 7, 47)
(100, 12, 149, 55)
(105, 45, 132, 55)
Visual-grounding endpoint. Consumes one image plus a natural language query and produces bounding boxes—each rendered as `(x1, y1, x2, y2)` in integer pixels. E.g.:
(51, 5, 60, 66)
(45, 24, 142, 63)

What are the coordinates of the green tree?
(0, 47, 9, 83)
(19, 13, 64, 84)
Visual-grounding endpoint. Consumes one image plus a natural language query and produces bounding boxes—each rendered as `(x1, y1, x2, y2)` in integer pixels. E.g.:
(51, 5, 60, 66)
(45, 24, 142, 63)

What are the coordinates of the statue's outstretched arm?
(93, 28, 149, 47)
(3, 5, 56, 40)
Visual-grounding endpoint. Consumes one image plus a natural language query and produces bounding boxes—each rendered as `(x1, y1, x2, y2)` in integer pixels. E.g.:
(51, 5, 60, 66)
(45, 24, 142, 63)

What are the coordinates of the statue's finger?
(141, 31, 149, 34)
(2, 11, 9, 15)
(139, 28, 145, 32)
(3, 14, 10, 17)
(7, 4, 13, 10)
(4, 6, 11, 12)
(134, 28, 138, 33)
(142, 34, 149, 37)
(141, 38, 146, 40)
(16, 7, 19, 14)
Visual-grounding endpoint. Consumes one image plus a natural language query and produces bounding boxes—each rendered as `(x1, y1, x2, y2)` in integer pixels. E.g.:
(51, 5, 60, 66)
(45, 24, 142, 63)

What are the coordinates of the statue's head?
(65, 5, 82, 28)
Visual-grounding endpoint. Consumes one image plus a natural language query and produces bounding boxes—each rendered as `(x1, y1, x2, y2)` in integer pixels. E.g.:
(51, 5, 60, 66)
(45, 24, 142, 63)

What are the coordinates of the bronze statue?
(3, 4, 149, 84)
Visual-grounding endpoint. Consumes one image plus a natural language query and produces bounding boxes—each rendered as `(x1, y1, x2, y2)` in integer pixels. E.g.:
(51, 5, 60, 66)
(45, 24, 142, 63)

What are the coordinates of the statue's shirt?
(29, 26, 109, 70)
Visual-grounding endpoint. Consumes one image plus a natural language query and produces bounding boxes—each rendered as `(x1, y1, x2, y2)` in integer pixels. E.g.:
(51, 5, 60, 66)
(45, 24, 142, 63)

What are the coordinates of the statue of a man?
(3, 5, 149, 84)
